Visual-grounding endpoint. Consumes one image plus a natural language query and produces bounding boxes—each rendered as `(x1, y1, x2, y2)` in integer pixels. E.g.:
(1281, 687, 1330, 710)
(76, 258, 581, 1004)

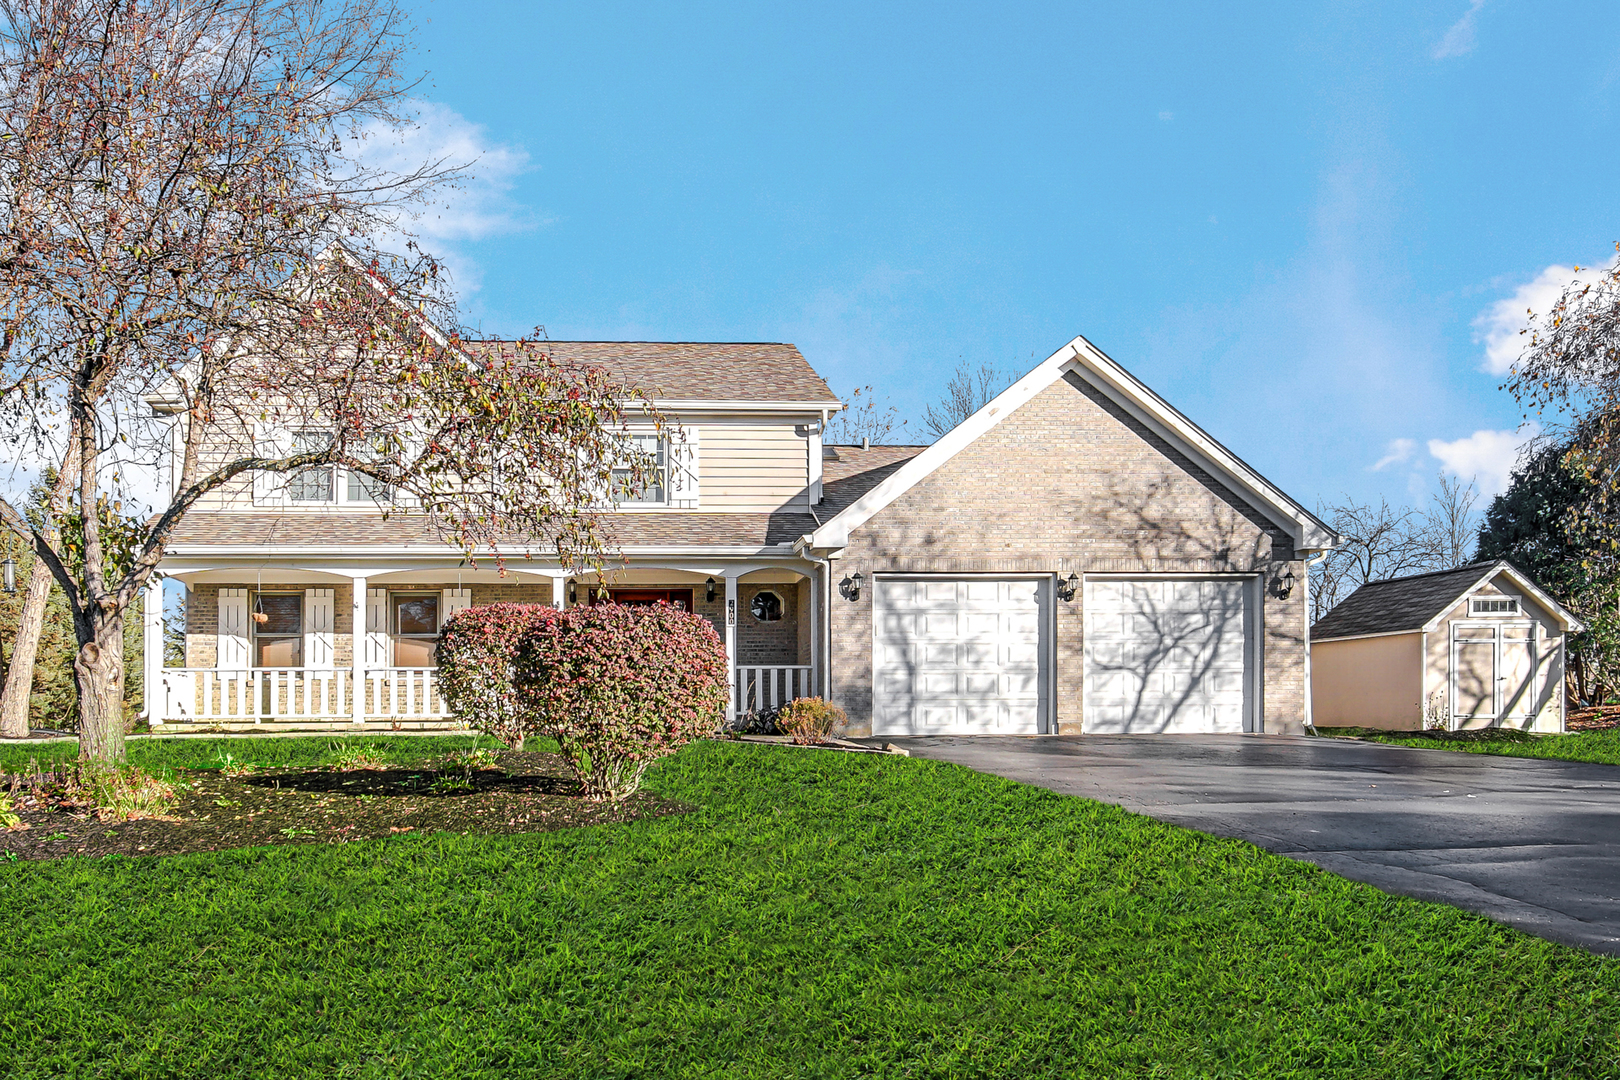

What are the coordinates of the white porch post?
(555, 572, 569, 610)
(724, 573, 738, 725)
(143, 575, 163, 725)
(808, 565, 819, 703)
(351, 575, 367, 724)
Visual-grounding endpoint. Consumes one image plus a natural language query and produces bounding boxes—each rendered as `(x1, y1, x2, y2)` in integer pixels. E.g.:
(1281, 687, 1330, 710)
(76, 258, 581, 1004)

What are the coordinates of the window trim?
(610, 433, 670, 507)
(1469, 597, 1520, 616)
(391, 592, 441, 668)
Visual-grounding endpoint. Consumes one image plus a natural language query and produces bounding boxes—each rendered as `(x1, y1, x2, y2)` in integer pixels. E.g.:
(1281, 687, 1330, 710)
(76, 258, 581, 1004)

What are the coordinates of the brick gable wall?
(828, 372, 1307, 735)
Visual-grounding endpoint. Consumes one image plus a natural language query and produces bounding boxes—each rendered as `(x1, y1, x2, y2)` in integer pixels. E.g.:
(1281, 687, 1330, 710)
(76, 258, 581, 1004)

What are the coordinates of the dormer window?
(612, 434, 668, 505)
(287, 430, 335, 502)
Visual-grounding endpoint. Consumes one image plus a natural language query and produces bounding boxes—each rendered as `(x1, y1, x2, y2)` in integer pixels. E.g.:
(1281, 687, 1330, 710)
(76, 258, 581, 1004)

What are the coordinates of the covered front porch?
(146, 555, 827, 729)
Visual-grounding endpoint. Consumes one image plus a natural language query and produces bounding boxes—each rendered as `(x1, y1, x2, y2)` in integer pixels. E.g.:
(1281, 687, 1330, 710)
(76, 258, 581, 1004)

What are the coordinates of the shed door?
(873, 578, 1050, 736)
(1451, 621, 1535, 728)
(1083, 578, 1253, 734)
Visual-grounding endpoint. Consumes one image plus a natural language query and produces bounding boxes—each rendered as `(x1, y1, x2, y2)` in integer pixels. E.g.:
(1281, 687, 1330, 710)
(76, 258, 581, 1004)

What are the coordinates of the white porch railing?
(157, 667, 445, 722)
(159, 664, 810, 723)
(363, 667, 449, 719)
(734, 665, 814, 714)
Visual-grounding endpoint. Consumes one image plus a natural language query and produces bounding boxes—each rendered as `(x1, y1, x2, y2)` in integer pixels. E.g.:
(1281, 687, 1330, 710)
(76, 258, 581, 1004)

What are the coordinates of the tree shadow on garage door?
(1083, 474, 1298, 733)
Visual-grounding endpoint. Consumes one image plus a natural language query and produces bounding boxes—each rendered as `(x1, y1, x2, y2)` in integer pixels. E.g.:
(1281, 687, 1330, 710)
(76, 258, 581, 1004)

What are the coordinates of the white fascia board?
(1311, 628, 1424, 644)
(161, 543, 801, 562)
(1420, 562, 1586, 634)
(811, 334, 1339, 552)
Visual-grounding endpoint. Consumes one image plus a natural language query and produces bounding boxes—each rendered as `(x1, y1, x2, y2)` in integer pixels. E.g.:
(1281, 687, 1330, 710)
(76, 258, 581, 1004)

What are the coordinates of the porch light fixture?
(1, 556, 14, 594)
(567, 580, 577, 606)
(1274, 567, 1296, 600)
(840, 571, 863, 602)
(706, 577, 716, 603)
(1057, 572, 1079, 602)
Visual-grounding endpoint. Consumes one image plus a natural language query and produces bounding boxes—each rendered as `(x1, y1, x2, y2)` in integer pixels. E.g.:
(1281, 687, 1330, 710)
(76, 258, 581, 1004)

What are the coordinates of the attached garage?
(1083, 577, 1256, 733)
(872, 577, 1051, 736)
(813, 333, 1339, 737)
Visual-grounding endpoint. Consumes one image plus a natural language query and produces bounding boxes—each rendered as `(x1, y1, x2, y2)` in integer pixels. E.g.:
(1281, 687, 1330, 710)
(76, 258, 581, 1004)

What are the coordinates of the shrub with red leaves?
(519, 602, 728, 801)
(437, 603, 561, 749)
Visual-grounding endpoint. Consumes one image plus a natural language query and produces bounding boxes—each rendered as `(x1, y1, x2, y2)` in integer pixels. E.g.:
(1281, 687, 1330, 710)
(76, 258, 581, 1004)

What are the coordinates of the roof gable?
(1311, 560, 1584, 641)
(808, 334, 1337, 552)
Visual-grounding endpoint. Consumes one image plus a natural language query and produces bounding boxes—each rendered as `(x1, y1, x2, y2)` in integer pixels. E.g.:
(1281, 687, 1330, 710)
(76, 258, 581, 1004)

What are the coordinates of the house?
(144, 334, 1337, 736)
(1310, 560, 1582, 732)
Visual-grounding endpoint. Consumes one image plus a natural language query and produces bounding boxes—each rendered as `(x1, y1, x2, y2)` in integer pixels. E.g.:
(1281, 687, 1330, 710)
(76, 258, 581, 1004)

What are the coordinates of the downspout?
(794, 533, 835, 701)
(1302, 549, 1329, 736)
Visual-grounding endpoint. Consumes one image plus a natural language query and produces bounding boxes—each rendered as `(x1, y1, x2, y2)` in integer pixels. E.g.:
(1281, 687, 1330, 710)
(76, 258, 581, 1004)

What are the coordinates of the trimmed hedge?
(437, 603, 560, 748)
(439, 600, 728, 800)
(520, 602, 728, 800)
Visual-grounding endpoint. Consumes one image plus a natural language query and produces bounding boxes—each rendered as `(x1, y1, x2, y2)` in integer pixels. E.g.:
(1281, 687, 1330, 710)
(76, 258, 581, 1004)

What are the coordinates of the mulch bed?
(1568, 705, 1620, 732)
(0, 751, 685, 862)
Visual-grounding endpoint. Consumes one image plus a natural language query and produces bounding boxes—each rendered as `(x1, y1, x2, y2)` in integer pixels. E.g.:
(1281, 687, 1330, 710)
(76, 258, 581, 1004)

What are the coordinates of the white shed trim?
(1419, 563, 1585, 634)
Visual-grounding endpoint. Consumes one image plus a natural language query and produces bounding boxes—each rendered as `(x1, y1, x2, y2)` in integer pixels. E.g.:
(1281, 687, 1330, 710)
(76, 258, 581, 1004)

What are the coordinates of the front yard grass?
(4, 738, 1620, 1077)
(1321, 725, 1620, 768)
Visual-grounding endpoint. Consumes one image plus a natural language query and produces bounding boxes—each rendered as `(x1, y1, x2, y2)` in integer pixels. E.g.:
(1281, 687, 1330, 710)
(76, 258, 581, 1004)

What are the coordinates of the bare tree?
(0, 0, 659, 762)
(1312, 497, 1431, 623)
(1419, 472, 1479, 571)
(825, 385, 907, 445)
(921, 361, 1011, 439)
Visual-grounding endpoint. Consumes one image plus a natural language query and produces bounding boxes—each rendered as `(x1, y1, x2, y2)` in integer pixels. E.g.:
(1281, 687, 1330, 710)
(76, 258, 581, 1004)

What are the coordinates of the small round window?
(750, 590, 783, 622)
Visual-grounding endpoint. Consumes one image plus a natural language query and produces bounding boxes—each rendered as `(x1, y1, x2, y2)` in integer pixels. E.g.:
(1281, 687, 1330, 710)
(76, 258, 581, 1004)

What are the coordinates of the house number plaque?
(727, 599, 736, 626)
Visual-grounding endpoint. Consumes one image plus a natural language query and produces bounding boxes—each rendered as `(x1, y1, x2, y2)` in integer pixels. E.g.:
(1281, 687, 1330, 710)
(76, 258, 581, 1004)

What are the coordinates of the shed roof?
(1310, 560, 1583, 640)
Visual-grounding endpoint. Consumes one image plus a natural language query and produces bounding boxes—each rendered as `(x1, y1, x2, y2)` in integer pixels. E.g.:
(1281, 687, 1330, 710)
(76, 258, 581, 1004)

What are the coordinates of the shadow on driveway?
(880, 734, 1620, 956)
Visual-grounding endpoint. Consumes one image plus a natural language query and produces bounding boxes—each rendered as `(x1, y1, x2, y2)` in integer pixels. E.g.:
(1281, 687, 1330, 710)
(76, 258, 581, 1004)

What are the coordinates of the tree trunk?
(74, 610, 126, 764)
(0, 560, 59, 737)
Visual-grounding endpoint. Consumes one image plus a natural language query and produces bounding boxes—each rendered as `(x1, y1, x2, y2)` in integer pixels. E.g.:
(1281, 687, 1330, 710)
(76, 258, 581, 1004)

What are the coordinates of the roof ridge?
(1356, 559, 1503, 589)
(475, 339, 797, 346)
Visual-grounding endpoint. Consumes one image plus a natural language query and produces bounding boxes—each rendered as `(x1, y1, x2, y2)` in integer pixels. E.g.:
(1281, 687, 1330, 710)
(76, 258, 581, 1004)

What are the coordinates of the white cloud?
(1427, 423, 1539, 496)
(1432, 0, 1486, 60)
(1473, 258, 1612, 375)
(354, 101, 534, 291)
(1370, 437, 1416, 471)
(1158, 110, 1174, 122)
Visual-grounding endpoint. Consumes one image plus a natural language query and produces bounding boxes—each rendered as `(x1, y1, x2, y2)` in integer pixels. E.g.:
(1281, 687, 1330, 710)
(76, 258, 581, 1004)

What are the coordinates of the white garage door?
(1084, 578, 1253, 734)
(874, 578, 1050, 736)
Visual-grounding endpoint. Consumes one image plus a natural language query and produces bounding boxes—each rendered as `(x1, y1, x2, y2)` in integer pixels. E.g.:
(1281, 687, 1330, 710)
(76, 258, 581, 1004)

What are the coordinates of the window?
(611, 434, 667, 505)
(346, 433, 395, 504)
(393, 594, 439, 667)
(287, 430, 335, 503)
(1470, 597, 1519, 615)
(750, 590, 783, 622)
(252, 593, 302, 667)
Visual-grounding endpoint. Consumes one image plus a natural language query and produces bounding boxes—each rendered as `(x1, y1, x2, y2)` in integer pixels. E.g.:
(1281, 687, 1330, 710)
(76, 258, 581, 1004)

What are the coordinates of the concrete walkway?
(882, 734, 1620, 956)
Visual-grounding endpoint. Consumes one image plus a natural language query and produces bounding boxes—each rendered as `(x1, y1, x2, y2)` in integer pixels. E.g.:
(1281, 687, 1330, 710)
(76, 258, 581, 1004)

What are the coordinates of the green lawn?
(4, 738, 1620, 1078)
(1321, 726, 1620, 768)
(0, 733, 488, 776)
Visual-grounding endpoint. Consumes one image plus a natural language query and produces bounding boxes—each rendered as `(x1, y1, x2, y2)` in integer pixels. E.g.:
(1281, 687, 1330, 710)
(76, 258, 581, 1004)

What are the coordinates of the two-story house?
(145, 334, 1337, 737)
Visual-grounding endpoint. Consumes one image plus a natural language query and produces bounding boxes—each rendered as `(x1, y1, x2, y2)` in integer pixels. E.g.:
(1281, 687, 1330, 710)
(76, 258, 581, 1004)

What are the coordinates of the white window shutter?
(217, 588, 249, 669)
(365, 588, 390, 668)
(304, 589, 335, 669)
(442, 588, 473, 627)
(670, 426, 700, 509)
(252, 423, 290, 506)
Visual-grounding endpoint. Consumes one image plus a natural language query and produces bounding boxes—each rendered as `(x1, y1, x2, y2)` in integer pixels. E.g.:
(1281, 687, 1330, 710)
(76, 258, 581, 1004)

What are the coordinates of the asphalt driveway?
(882, 734, 1620, 956)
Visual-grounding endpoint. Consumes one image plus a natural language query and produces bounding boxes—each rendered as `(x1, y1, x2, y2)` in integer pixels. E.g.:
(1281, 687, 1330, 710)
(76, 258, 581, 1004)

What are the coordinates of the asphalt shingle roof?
(166, 445, 921, 550)
(1309, 561, 1507, 641)
(474, 341, 840, 404)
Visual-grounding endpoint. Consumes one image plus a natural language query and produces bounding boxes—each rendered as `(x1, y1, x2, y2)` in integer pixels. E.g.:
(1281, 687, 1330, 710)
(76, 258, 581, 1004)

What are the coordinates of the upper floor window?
(1470, 597, 1519, 615)
(612, 434, 667, 505)
(287, 430, 335, 503)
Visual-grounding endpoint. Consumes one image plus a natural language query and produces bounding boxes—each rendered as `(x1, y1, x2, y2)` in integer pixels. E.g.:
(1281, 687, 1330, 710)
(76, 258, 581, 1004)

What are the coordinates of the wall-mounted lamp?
(840, 571, 863, 602)
(1, 556, 16, 595)
(567, 580, 577, 606)
(706, 577, 716, 603)
(1274, 566, 1296, 600)
(1057, 572, 1079, 602)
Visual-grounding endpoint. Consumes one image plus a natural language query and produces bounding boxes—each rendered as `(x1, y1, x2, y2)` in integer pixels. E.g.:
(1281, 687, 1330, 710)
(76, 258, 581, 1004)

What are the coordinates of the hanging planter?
(252, 594, 269, 625)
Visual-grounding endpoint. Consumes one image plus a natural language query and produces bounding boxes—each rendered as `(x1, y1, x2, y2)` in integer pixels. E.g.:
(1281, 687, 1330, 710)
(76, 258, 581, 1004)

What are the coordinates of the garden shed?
(1310, 560, 1582, 732)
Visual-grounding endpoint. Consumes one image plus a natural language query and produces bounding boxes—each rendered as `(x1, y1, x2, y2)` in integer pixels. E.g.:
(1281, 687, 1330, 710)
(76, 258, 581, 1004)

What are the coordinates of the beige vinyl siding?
(1312, 633, 1423, 729)
(699, 421, 810, 511)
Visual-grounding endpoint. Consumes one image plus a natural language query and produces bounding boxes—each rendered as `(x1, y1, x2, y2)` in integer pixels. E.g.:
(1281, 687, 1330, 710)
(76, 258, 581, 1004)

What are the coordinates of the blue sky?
(388, 0, 1620, 512)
